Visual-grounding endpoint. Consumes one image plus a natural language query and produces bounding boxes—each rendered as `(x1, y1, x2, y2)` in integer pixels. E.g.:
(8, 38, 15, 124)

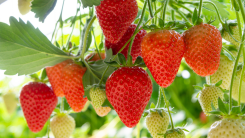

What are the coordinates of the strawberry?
(20, 82, 58, 132)
(106, 67, 152, 127)
(165, 129, 186, 138)
(3, 91, 18, 114)
(141, 30, 185, 88)
(231, 70, 245, 102)
(223, 26, 240, 47)
(105, 24, 147, 62)
(18, 0, 33, 15)
(46, 59, 73, 97)
(183, 23, 222, 76)
(85, 52, 106, 61)
(50, 113, 75, 138)
(95, 0, 138, 43)
(198, 84, 224, 115)
(94, 106, 111, 117)
(208, 118, 245, 138)
(61, 63, 88, 112)
(206, 55, 234, 90)
(145, 110, 169, 138)
(90, 87, 107, 108)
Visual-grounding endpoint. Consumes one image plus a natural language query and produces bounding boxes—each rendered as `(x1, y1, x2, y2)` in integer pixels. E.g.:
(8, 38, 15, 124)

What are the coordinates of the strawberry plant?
(1, 0, 245, 137)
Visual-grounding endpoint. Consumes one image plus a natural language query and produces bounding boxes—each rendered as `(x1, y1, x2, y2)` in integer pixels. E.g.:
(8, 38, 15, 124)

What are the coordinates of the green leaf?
(80, 0, 103, 8)
(193, 85, 203, 90)
(231, 106, 241, 115)
(104, 61, 120, 67)
(192, 8, 198, 24)
(40, 69, 47, 80)
(241, 105, 245, 114)
(208, 110, 223, 115)
(98, 42, 104, 52)
(31, 0, 57, 22)
(215, 80, 223, 87)
(150, 103, 156, 109)
(0, 17, 69, 75)
(218, 97, 228, 114)
(118, 53, 126, 66)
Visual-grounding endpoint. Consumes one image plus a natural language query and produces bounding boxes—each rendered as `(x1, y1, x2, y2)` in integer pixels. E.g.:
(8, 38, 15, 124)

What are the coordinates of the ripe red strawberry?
(105, 24, 147, 62)
(85, 52, 106, 61)
(95, 0, 138, 43)
(46, 59, 73, 97)
(20, 82, 58, 133)
(141, 30, 185, 88)
(106, 67, 152, 128)
(62, 63, 88, 112)
(183, 23, 222, 76)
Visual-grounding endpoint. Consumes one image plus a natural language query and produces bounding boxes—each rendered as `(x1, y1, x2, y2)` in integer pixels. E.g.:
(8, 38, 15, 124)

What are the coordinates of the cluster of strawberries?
(18, 0, 224, 137)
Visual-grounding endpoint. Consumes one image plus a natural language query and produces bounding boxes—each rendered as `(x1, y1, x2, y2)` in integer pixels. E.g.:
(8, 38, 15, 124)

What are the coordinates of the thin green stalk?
(162, 0, 169, 27)
(161, 87, 174, 130)
(178, 4, 193, 13)
(92, 29, 102, 59)
(156, 88, 162, 108)
(147, 0, 154, 18)
(80, 16, 96, 61)
(237, 0, 245, 20)
(51, 22, 58, 42)
(203, 1, 225, 25)
(136, 122, 140, 138)
(60, 97, 64, 112)
(128, 0, 147, 57)
(236, 12, 242, 38)
(47, 118, 50, 138)
(60, 0, 65, 47)
(198, 0, 203, 17)
(171, 10, 175, 21)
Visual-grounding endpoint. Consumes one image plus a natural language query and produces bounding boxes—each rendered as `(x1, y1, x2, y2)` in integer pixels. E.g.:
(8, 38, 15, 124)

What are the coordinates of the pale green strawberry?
(208, 118, 245, 138)
(90, 87, 106, 108)
(146, 110, 169, 138)
(50, 113, 75, 138)
(206, 55, 234, 90)
(223, 26, 241, 47)
(198, 85, 224, 115)
(3, 91, 18, 114)
(166, 129, 186, 138)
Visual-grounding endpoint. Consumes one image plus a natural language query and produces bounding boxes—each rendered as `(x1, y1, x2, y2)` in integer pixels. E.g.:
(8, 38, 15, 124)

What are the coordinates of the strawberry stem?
(60, 97, 64, 112)
(162, 0, 169, 27)
(147, 0, 154, 18)
(161, 87, 174, 130)
(156, 87, 162, 108)
(127, 0, 147, 58)
(92, 29, 102, 60)
(198, 0, 203, 18)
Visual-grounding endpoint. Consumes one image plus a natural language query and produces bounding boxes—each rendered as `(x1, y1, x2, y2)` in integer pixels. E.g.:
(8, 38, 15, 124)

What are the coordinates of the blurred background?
(0, 0, 237, 137)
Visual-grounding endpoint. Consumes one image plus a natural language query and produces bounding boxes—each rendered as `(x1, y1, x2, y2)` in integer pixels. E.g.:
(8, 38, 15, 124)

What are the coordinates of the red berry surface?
(95, 0, 138, 43)
(106, 67, 152, 128)
(183, 23, 222, 76)
(141, 30, 185, 88)
(105, 24, 147, 62)
(20, 82, 58, 133)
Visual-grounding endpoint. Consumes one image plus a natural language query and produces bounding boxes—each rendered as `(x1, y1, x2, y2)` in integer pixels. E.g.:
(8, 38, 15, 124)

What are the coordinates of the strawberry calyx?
(104, 53, 146, 68)
(142, 20, 192, 31)
(143, 103, 173, 118)
(163, 128, 188, 138)
(29, 69, 49, 84)
(194, 80, 228, 96)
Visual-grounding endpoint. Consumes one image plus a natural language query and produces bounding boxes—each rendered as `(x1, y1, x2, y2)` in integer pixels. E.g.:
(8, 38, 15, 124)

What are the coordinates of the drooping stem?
(161, 87, 174, 130)
(198, 0, 203, 18)
(128, 0, 147, 58)
(79, 16, 96, 61)
(162, 0, 169, 27)
(156, 87, 162, 108)
(147, 0, 154, 18)
(92, 29, 102, 59)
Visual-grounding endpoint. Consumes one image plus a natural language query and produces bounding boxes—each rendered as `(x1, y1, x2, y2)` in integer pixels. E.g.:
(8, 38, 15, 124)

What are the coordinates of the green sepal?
(142, 111, 149, 117)
(159, 18, 164, 28)
(157, 109, 163, 118)
(192, 8, 198, 25)
(231, 106, 241, 115)
(221, 47, 235, 61)
(211, 102, 216, 110)
(208, 110, 224, 115)
(215, 80, 223, 87)
(196, 92, 200, 98)
(150, 102, 156, 109)
(30, 73, 39, 80)
(40, 69, 47, 81)
(126, 55, 133, 66)
(53, 108, 61, 114)
(218, 97, 228, 114)
(118, 53, 126, 66)
(241, 105, 245, 114)
(134, 56, 143, 65)
(102, 98, 114, 109)
(193, 85, 203, 90)
(237, 63, 243, 72)
(104, 61, 120, 68)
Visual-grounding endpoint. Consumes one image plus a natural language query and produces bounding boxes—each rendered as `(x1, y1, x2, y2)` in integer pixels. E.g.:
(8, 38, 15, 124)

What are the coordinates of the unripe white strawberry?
(166, 129, 186, 138)
(90, 87, 106, 108)
(2, 91, 18, 114)
(198, 85, 224, 115)
(94, 106, 111, 117)
(50, 113, 75, 138)
(18, 0, 33, 15)
(145, 110, 169, 138)
(208, 118, 245, 138)
(206, 55, 234, 90)
(232, 70, 245, 102)
(223, 26, 241, 47)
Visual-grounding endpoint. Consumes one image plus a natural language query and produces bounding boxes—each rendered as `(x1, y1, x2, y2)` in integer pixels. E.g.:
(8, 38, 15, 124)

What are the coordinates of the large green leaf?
(80, 0, 103, 8)
(31, 0, 57, 22)
(0, 17, 70, 75)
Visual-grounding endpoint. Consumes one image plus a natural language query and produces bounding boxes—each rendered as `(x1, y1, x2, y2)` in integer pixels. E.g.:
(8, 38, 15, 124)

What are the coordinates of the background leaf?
(0, 17, 69, 75)
(31, 0, 57, 22)
(80, 0, 103, 8)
